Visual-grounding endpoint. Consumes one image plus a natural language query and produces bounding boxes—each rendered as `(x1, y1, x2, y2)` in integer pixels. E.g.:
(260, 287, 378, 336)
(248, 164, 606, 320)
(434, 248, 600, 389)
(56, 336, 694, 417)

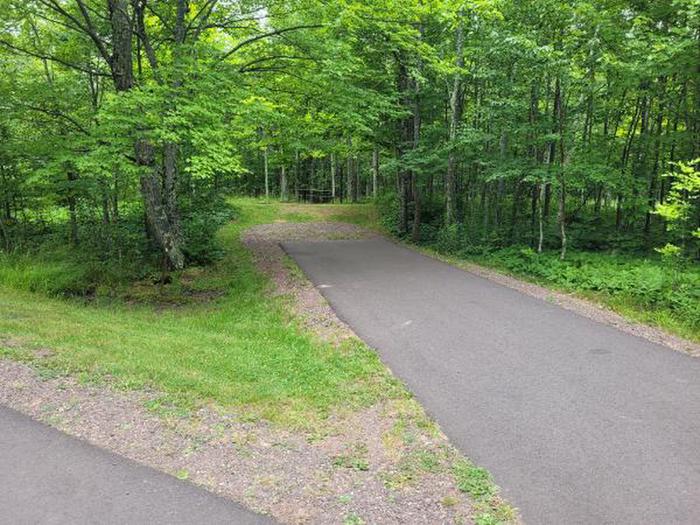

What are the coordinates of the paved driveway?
(283, 238, 700, 525)
(0, 406, 274, 524)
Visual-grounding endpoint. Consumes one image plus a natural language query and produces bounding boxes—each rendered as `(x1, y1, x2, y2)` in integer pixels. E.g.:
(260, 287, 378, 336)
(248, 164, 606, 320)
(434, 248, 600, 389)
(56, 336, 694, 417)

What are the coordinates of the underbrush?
(0, 197, 235, 299)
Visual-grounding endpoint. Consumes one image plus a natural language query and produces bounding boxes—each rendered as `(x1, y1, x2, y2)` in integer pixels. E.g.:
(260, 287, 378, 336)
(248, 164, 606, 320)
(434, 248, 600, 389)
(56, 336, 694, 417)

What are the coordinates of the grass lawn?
(0, 198, 400, 428)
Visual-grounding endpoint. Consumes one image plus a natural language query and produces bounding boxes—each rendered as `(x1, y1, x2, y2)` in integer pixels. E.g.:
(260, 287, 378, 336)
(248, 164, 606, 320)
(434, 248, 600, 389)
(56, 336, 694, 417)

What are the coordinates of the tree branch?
(188, 0, 219, 40)
(132, 0, 160, 81)
(35, 0, 112, 66)
(0, 38, 110, 77)
(238, 55, 317, 73)
(74, 0, 111, 64)
(219, 24, 323, 62)
(21, 104, 91, 135)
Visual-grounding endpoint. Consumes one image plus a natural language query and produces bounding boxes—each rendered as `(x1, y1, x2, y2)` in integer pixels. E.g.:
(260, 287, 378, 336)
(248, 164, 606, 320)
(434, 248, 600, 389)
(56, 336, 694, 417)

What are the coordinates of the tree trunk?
(554, 76, 567, 260)
(136, 140, 184, 270)
(445, 14, 465, 225)
(108, 0, 133, 92)
(163, 142, 179, 233)
(410, 75, 421, 243)
(67, 171, 79, 246)
(263, 145, 269, 199)
(330, 152, 336, 199)
(294, 150, 300, 201)
(645, 88, 665, 235)
(280, 165, 287, 201)
(538, 183, 545, 253)
(352, 153, 359, 203)
(346, 158, 353, 203)
(372, 146, 379, 199)
(396, 59, 411, 234)
(111, 0, 183, 269)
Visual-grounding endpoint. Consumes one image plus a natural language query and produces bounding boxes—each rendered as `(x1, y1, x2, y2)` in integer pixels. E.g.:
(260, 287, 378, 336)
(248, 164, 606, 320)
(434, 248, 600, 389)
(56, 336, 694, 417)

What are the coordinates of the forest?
(0, 3, 699, 523)
(0, 1, 698, 324)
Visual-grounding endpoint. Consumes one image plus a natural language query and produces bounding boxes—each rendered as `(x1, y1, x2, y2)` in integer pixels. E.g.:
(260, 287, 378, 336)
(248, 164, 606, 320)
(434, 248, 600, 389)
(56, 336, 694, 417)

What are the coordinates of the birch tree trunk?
(330, 153, 336, 199)
(263, 145, 269, 199)
(446, 13, 465, 225)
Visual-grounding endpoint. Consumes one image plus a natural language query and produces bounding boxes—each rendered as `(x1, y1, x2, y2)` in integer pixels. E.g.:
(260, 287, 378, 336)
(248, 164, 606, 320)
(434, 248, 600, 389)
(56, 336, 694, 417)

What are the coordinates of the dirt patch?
(1, 337, 23, 349)
(121, 271, 226, 309)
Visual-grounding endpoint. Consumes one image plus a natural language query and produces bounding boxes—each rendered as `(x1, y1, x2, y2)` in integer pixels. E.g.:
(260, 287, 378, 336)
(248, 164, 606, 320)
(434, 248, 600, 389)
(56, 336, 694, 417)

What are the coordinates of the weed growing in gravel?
(343, 512, 365, 525)
(453, 459, 516, 524)
(332, 442, 370, 471)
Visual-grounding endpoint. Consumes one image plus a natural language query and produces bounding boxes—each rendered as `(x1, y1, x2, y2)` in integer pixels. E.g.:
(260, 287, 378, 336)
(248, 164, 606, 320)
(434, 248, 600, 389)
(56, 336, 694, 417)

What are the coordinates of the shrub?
(181, 199, 235, 265)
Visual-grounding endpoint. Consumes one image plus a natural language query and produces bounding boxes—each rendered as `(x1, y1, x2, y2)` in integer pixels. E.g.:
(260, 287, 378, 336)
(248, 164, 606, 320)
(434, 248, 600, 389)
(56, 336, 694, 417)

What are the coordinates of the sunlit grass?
(0, 197, 401, 428)
(236, 197, 381, 230)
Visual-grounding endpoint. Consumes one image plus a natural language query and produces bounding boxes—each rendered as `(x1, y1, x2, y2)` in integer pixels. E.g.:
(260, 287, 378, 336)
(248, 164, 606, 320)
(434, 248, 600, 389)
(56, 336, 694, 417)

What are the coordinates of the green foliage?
(180, 197, 236, 265)
(0, 250, 93, 296)
(453, 458, 515, 525)
(2, 0, 698, 271)
(453, 460, 494, 498)
(376, 193, 403, 235)
(654, 159, 700, 256)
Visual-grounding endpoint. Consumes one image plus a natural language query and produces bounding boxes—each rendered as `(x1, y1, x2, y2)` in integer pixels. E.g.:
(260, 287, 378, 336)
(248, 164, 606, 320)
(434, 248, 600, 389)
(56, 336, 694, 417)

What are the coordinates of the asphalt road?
(283, 238, 700, 525)
(0, 406, 274, 525)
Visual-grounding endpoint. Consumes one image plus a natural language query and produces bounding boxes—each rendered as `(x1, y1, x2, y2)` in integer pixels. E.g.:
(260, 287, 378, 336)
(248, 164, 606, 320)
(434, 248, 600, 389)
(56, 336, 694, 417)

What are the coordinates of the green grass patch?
(240, 198, 382, 231)
(453, 459, 516, 525)
(382, 449, 444, 489)
(0, 249, 96, 296)
(0, 197, 401, 428)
